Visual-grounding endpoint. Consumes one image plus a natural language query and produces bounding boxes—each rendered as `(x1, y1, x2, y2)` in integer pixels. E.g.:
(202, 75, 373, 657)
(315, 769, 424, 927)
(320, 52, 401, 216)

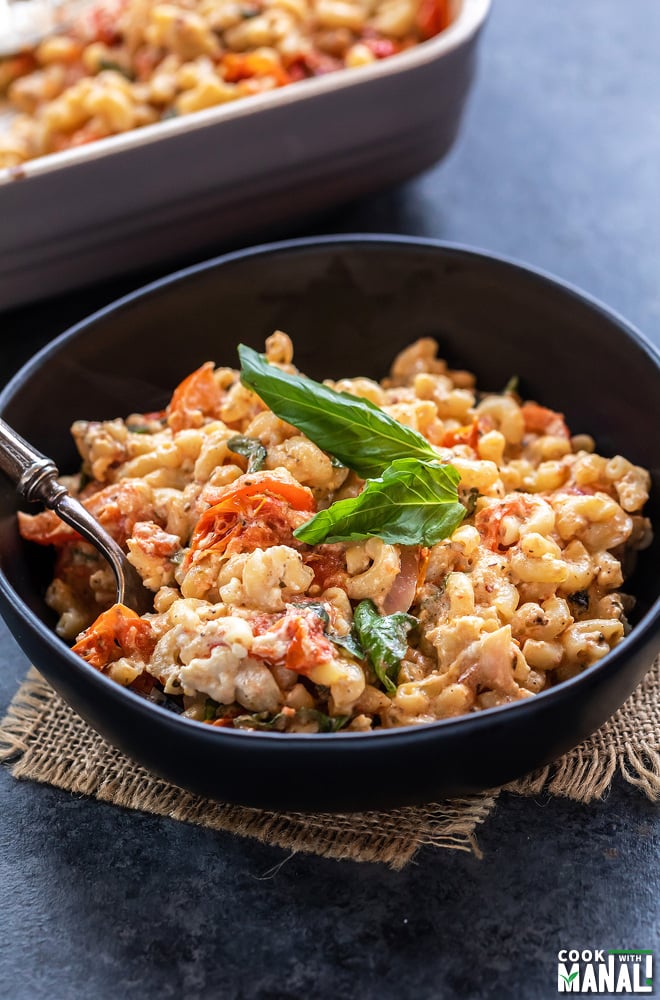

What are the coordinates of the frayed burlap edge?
(1, 658, 658, 868)
(0, 668, 496, 870)
(506, 655, 660, 803)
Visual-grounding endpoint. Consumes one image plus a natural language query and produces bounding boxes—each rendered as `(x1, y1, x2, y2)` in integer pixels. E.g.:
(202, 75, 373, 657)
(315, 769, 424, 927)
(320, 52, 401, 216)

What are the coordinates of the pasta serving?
(18, 333, 653, 734)
(0, 0, 450, 168)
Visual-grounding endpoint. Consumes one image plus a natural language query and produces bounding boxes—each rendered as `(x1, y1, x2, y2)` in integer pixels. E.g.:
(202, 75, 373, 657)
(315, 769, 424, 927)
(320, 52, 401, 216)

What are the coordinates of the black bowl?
(1, 236, 658, 811)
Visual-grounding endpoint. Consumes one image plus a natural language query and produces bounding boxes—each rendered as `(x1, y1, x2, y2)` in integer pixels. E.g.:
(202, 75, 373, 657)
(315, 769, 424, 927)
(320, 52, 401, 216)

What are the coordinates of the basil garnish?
(291, 601, 364, 659)
(227, 434, 267, 473)
(238, 345, 443, 479)
(294, 458, 465, 546)
(353, 600, 418, 694)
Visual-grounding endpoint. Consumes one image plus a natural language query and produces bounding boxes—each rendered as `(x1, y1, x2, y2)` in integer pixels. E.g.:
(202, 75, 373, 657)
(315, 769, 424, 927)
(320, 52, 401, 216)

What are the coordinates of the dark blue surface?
(1, 1, 659, 996)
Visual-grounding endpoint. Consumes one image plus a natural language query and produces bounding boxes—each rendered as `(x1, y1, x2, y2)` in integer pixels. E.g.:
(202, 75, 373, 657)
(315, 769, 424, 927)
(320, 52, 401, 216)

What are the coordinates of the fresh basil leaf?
(227, 434, 267, 473)
(328, 630, 364, 660)
(353, 600, 417, 694)
(294, 458, 465, 546)
(238, 345, 442, 478)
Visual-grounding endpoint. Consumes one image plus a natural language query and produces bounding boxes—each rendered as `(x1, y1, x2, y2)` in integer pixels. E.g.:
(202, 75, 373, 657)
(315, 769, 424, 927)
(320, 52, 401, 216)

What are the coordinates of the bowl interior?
(1, 238, 659, 629)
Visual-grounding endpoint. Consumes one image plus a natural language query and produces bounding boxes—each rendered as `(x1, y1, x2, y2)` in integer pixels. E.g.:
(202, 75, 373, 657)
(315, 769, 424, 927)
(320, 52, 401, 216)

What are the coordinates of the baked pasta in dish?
(0, 0, 450, 168)
(18, 333, 653, 733)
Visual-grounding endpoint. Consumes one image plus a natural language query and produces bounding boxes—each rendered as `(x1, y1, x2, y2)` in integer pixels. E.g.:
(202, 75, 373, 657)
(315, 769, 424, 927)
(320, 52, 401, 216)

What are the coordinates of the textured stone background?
(1, 1, 659, 996)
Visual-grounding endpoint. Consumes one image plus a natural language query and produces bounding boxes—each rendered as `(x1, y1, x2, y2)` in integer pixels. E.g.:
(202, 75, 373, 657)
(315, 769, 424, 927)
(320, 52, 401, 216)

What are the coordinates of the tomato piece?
(362, 38, 400, 59)
(130, 521, 180, 558)
(188, 478, 315, 560)
(222, 52, 290, 86)
(441, 418, 480, 450)
(475, 497, 535, 551)
(285, 612, 335, 674)
(299, 50, 342, 76)
(18, 509, 80, 547)
(303, 548, 346, 590)
(72, 604, 156, 670)
(130, 671, 156, 696)
(440, 415, 494, 450)
(166, 362, 222, 432)
(84, 482, 156, 545)
(19, 482, 156, 549)
(521, 402, 570, 439)
(0, 53, 38, 93)
(286, 59, 308, 81)
(416, 0, 450, 40)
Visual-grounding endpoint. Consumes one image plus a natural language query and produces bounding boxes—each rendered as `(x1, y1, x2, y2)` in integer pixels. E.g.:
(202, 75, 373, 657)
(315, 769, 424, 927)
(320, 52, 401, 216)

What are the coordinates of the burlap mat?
(1, 659, 658, 869)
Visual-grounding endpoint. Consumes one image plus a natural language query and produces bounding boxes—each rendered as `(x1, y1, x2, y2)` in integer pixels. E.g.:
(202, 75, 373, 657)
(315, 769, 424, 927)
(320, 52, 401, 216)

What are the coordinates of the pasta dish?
(0, 0, 450, 168)
(18, 334, 653, 733)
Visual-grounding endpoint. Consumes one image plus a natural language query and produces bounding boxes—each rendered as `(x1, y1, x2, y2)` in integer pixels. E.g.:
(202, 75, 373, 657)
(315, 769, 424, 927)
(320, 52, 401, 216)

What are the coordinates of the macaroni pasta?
(0, 0, 451, 167)
(18, 333, 653, 733)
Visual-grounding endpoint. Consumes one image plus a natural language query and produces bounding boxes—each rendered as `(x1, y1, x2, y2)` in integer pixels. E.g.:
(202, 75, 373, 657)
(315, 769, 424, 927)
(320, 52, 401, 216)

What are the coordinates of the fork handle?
(0, 417, 68, 506)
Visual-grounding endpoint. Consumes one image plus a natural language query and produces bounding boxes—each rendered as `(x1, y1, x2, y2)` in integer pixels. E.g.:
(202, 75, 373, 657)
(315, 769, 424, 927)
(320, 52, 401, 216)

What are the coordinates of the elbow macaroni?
(0, 0, 452, 168)
(20, 334, 653, 733)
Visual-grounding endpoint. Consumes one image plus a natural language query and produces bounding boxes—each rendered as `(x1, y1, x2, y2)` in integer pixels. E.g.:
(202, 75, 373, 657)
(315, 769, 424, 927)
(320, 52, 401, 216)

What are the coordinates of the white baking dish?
(0, 0, 490, 310)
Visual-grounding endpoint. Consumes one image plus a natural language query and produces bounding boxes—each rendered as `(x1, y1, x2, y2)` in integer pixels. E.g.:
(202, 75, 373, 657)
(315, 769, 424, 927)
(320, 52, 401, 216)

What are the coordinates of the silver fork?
(0, 416, 152, 615)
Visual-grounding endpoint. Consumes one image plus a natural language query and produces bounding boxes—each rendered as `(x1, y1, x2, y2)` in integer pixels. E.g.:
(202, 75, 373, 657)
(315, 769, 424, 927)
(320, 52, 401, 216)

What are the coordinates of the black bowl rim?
(1, 233, 659, 748)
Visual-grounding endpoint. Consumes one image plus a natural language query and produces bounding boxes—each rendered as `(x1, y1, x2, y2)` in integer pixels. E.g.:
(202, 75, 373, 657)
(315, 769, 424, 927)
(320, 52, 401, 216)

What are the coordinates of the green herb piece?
(298, 708, 349, 732)
(503, 375, 519, 395)
(170, 549, 186, 565)
(98, 59, 134, 80)
(233, 711, 288, 731)
(353, 600, 417, 694)
(290, 601, 330, 626)
(238, 345, 442, 479)
(126, 423, 152, 434)
(568, 589, 590, 610)
(328, 630, 364, 660)
(292, 601, 364, 659)
(71, 545, 101, 563)
(79, 467, 91, 491)
(293, 458, 465, 546)
(330, 456, 347, 469)
(204, 698, 219, 721)
(231, 708, 348, 733)
(227, 434, 267, 473)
